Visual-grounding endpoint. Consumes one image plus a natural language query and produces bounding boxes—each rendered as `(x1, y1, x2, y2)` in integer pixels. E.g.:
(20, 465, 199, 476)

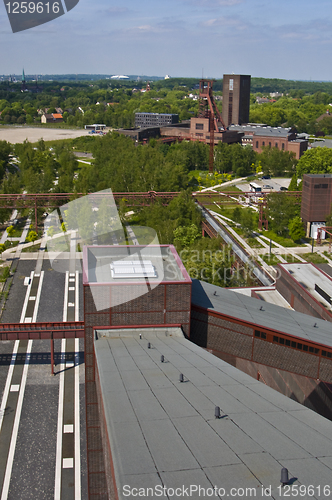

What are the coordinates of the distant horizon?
(1, 73, 332, 84)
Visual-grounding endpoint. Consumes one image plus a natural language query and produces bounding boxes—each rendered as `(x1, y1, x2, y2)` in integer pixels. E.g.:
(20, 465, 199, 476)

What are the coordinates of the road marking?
(1, 340, 33, 500)
(54, 339, 66, 500)
(75, 271, 79, 322)
(32, 271, 44, 323)
(64, 424, 73, 433)
(74, 337, 81, 500)
(9, 385, 19, 392)
(63, 271, 69, 322)
(0, 341, 19, 434)
(63, 458, 73, 469)
(20, 271, 34, 323)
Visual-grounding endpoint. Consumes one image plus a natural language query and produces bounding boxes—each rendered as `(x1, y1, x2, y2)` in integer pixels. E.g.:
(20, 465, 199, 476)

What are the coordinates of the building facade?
(135, 113, 179, 128)
(222, 74, 251, 127)
(301, 174, 332, 234)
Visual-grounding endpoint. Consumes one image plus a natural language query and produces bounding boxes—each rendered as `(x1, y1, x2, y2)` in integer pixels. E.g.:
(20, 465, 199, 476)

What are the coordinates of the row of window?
(254, 330, 332, 358)
(255, 141, 285, 150)
(314, 184, 329, 189)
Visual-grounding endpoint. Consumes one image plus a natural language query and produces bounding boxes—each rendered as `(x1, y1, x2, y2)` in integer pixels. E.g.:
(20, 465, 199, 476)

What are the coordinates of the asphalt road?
(0, 257, 87, 500)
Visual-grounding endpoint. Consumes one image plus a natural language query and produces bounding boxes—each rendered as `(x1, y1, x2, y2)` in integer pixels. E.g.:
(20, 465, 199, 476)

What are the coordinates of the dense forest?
(1, 76, 332, 133)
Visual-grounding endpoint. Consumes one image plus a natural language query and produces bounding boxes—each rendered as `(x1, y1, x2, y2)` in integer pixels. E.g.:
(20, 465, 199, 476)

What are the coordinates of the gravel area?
(0, 126, 91, 144)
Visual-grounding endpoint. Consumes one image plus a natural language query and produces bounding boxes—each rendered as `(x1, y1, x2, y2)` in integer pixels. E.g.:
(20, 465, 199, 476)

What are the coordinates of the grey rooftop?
(191, 279, 332, 348)
(95, 327, 332, 500)
(83, 245, 190, 284)
(278, 263, 332, 314)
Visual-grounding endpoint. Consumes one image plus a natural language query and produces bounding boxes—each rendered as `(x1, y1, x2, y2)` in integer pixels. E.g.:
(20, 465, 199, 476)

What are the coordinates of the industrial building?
(135, 112, 179, 128)
(79, 242, 332, 498)
(301, 173, 332, 236)
(229, 124, 308, 159)
(222, 74, 251, 127)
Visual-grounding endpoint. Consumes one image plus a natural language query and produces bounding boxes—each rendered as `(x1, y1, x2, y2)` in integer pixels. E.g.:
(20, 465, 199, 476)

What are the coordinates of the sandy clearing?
(0, 126, 91, 144)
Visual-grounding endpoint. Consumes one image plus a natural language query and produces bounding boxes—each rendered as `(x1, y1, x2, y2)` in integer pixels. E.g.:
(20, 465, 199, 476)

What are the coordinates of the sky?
(1, 0, 332, 81)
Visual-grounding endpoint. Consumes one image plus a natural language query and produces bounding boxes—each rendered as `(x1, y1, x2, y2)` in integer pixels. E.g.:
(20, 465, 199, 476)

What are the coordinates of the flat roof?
(278, 263, 332, 314)
(191, 279, 332, 348)
(230, 287, 293, 309)
(229, 124, 291, 138)
(95, 327, 332, 499)
(82, 245, 191, 285)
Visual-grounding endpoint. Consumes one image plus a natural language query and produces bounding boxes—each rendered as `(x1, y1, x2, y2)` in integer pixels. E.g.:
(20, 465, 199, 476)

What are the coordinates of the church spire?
(22, 68, 25, 82)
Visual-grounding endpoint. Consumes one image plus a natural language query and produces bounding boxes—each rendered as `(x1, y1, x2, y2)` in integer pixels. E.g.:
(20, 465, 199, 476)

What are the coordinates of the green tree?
(267, 192, 301, 235)
(259, 147, 297, 177)
(27, 230, 38, 243)
(288, 174, 299, 191)
(288, 216, 305, 242)
(6, 225, 15, 239)
(173, 224, 200, 248)
(297, 147, 332, 176)
(241, 208, 255, 236)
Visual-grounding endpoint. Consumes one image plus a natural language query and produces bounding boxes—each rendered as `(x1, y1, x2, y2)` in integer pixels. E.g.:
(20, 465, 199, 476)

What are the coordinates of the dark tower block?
(222, 74, 251, 127)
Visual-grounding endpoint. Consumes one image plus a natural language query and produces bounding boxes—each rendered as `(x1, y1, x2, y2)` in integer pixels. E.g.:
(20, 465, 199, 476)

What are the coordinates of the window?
(195, 133, 203, 137)
(282, 143, 285, 150)
(275, 143, 278, 148)
(262, 141, 265, 146)
(256, 141, 259, 148)
(269, 142, 272, 147)
(229, 79, 234, 91)
(196, 123, 204, 130)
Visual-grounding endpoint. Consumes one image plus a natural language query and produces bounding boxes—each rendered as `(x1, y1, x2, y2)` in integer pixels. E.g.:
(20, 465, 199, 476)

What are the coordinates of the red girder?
(0, 321, 84, 341)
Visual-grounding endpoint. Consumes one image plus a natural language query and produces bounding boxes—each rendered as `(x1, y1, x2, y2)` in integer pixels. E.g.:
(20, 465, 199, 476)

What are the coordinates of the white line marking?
(54, 339, 66, 500)
(9, 385, 19, 392)
(75, 271, 79, 322)
(66, 362, 74, 368)
(69, 287, 75, 291)
(32, 271, 44, 323)
(0, 341, 19, 433)
(1, 340, 33, 500)
(74, 337, 81, 500)
(63, 272, 69, 322)
(63, 458, 73, 469)
(64, 424, 74, 433)
(20, 271, 34, 323)
(24, 318, 32, 323)
(28, 297, 36, 301)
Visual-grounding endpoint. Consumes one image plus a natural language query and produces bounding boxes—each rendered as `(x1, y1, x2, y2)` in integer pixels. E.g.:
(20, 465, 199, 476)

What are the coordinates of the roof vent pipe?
(215, 406, 221, 419)
(280, 468, 289, 486)
(179, 373, 184, 383)
(161, 355, 165, 363)
(147, 342, 151, 349)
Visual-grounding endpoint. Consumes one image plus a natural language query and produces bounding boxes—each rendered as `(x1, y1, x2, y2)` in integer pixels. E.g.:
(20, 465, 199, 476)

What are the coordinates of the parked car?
(280, 186, 288, 191)
(262, 175, 271, 179)
(263, 185, 273, 189)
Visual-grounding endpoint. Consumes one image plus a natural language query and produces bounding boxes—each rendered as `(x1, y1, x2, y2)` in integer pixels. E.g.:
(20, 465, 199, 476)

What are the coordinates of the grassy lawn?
(260, 253, 301, 265)
(247, 237, 264, 249)
(258, 230, 305, 248)
(21, 243, 41, 253)
(301, 252, 328, 264)
(0, 265, 11, 282)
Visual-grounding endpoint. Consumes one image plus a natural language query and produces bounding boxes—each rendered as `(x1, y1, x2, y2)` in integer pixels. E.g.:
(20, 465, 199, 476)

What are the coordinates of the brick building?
(301, 174, 332, 235)
(230, 124, 308, 159)
(222, 74, 251, 127)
